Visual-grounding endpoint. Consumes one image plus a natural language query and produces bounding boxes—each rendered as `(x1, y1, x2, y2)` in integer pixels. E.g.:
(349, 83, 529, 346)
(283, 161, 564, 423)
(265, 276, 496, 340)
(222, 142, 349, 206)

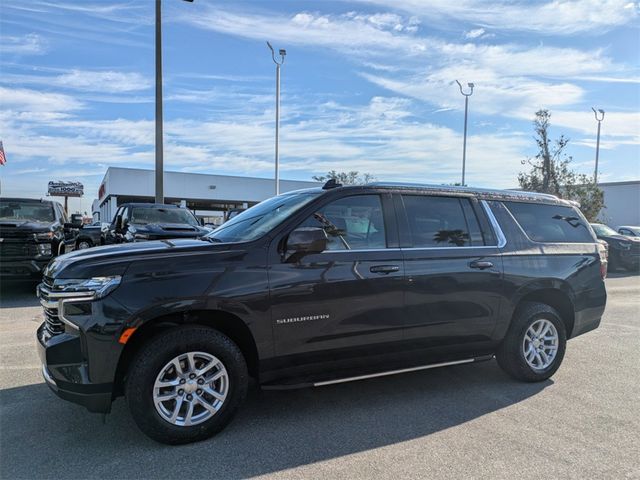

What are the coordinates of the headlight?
(54, 276, 122, 299)
(37, 243, 52, 256)
(34, 232, 54, 241)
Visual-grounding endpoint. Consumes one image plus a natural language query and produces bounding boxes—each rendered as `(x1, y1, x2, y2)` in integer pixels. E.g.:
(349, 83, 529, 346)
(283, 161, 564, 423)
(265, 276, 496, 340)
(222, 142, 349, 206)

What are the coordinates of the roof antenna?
(322, 179, 342, 190)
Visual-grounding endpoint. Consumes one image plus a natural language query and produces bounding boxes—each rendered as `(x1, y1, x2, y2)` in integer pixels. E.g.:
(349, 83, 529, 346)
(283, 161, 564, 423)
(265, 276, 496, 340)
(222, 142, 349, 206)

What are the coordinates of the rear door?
(398, 194, 504, 351)
(268, 192, 406, 375)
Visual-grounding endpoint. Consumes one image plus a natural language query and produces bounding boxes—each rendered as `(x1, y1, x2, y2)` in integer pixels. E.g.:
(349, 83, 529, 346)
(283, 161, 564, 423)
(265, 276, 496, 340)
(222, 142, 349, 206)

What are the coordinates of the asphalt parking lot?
(1, 273, 639, 480)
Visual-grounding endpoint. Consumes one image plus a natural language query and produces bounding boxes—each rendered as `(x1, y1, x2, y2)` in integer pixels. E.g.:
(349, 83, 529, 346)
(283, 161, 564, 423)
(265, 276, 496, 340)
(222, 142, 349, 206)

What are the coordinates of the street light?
(455, 80, 474, 186)
(155, 0, 194, 204)
(267, 41, 286, 195)
(592, 107, 605, 184)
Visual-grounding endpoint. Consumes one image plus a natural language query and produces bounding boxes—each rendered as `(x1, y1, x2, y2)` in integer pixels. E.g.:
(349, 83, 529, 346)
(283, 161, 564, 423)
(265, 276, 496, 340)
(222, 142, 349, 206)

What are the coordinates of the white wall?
(96, 167, 320, 222)
(598, 181, 640, 227)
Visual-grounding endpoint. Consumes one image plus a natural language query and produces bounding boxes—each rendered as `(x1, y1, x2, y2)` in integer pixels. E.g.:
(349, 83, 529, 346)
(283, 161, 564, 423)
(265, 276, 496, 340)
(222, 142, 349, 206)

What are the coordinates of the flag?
(0, 141, 5, 166)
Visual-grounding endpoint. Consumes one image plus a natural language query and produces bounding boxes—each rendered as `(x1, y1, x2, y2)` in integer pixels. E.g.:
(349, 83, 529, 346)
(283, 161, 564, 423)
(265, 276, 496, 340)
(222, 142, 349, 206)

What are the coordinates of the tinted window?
(504, 201, 594, 243)
(130, 207, 198, 226)
(402, 195, 484, 247)
(300, 195, 386, 250)
(0, 200, 55, 222)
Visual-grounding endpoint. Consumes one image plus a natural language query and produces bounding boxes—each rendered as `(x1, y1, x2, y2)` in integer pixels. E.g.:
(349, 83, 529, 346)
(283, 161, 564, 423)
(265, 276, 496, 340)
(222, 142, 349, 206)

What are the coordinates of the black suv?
(103, 203, 209, 244)
(0, 197, 78, 280)
(590, 223, 640, 271)
(36, 183, 607, 444)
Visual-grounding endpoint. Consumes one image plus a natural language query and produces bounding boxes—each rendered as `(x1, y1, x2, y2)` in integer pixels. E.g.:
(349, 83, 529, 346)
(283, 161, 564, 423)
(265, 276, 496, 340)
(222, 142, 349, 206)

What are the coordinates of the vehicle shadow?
(0, 361, 551, 479)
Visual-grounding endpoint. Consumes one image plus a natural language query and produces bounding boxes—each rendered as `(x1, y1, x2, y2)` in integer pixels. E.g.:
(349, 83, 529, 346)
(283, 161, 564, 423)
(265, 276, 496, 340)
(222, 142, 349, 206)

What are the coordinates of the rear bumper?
(37, 323, 113, 413)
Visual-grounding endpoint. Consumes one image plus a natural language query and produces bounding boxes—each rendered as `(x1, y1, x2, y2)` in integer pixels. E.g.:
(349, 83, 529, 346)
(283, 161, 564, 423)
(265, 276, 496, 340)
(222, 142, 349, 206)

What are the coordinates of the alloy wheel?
(522, 319, 559, 371)
(153, 351, 229, 427)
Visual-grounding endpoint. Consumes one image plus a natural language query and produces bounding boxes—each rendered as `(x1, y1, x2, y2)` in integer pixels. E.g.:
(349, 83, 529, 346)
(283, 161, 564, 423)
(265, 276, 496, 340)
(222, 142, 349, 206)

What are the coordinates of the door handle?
(370, 265, 400, 274)
(469, 260, 494, 270)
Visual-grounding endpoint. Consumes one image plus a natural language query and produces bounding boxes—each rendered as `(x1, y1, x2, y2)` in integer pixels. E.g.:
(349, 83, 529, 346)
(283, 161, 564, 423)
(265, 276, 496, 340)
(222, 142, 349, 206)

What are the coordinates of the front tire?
(125, 326, 248, 445)
(496, 302, 567, 382)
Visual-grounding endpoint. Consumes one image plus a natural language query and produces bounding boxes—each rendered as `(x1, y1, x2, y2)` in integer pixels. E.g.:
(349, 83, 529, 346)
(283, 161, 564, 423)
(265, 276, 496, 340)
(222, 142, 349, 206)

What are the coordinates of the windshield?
(591, 224, 617, 236)
(206, 191, 322, 243)
(0, 200, 55, 223)
(130, 207, 199, 226)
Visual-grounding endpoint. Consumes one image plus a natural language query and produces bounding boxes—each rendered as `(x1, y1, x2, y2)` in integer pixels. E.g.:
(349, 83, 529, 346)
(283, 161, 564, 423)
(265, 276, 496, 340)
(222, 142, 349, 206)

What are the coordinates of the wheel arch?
(512, 285, 575, 338)
(113, 309, 260, 396)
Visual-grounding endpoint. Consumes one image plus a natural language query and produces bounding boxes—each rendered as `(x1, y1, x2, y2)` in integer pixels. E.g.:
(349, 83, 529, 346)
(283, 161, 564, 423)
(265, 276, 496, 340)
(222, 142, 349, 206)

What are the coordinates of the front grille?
(43, 306, 65, 336)
(0, 242, 37, 257)
(0, 230, 31, 240)
(38, 282, 65, 337)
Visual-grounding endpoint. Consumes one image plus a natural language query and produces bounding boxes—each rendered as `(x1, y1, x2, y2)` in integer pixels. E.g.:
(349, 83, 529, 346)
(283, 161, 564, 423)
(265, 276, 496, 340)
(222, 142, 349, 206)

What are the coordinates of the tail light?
(597, 241, 608, 279)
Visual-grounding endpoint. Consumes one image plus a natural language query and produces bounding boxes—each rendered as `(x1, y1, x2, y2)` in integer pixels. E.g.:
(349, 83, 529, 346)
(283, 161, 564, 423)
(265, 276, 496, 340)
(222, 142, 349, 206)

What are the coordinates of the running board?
(262, 355, 493, 390)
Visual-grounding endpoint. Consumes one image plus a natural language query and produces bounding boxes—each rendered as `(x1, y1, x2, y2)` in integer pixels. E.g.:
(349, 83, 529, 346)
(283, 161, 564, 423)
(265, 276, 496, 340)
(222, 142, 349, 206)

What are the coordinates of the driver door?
(268, 193, 405, 377)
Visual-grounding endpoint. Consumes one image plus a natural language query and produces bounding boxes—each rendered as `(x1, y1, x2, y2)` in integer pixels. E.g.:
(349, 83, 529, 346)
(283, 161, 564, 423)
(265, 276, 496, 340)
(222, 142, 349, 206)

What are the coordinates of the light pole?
(155, 0, 193, 204)
(455, 80, 474, 186)
(592, 107, 605, 184)
(267, 41, 286, 195)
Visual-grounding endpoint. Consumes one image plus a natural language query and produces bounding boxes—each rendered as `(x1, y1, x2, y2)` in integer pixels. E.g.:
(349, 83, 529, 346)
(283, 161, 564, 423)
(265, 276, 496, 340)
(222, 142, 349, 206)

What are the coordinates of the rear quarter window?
(503, 201, 595, 243)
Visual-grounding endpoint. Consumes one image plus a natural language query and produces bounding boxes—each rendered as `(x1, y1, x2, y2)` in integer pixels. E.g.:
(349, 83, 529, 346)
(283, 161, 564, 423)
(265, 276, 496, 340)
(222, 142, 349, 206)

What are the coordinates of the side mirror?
(286, 227, 328, 260)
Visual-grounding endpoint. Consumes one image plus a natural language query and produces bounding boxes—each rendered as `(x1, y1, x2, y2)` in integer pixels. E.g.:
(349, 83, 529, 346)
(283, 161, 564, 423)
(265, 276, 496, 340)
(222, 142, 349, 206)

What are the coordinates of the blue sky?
(1, 0, 639, 213)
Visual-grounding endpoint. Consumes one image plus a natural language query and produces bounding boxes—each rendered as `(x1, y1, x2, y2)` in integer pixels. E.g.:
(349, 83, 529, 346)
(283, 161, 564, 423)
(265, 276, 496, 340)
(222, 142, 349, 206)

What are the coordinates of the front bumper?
(37, 323, 113, 413)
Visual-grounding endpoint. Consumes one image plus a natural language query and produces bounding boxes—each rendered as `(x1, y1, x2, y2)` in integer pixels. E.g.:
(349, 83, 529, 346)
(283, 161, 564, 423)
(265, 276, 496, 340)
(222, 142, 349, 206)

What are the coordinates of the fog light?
(37, 243, 52, 255)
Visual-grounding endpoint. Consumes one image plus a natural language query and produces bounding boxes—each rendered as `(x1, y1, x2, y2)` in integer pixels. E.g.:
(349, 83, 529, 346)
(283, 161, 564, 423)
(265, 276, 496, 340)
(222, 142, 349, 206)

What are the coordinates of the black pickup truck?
(36, 182, 607, 444)
(103, 203, 209, 244)
(0, 197, 78, 280)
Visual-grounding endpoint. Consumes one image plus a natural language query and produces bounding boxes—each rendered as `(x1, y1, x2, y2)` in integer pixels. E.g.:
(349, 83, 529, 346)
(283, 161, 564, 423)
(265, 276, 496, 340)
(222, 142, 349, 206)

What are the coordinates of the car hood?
(44, 238, 226, 279)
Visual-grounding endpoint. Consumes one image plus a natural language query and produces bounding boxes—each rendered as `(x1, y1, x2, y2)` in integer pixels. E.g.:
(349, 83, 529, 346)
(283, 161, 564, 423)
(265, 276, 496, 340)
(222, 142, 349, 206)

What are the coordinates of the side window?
(299, 195, 386, 250)
(402, 195, 484, 248)
(619, 228, 630, 235)
(503, 201, 594, 243)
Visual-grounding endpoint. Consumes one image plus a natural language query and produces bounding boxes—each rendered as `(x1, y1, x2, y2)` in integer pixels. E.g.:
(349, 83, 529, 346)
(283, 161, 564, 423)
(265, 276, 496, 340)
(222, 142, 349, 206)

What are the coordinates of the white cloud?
(0, 33, 48, 55)
(355, 0, 639, 35)
(53, 70, 151, 93)
(0, 86, 82, 112)
(464, 28, 487, 39)
(178, 8, 430, 55)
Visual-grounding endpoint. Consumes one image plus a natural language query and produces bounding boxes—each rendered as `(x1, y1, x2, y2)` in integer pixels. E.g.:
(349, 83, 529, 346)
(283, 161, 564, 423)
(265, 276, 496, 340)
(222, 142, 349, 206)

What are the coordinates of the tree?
(312, 170, 375, 185)
(518, 109, 604, 221)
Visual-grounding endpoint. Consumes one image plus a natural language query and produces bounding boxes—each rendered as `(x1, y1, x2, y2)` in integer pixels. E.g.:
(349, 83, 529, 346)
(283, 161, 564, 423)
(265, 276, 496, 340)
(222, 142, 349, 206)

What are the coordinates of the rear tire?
(496, 302, 567, 382)
(125, 326, 248, 445)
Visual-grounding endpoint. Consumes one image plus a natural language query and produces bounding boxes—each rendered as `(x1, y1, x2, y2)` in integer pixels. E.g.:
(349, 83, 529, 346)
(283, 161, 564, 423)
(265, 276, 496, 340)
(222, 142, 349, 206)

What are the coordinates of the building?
(92, 167, 320, 224)
(597, 180, 640, 227)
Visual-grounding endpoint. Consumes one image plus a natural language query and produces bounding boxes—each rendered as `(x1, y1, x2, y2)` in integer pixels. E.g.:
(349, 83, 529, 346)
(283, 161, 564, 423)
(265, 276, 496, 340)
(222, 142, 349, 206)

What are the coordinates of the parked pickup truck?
(0, 197, 77, 280)
(103, 203, 210, 244)
(74, 222, 108, 250)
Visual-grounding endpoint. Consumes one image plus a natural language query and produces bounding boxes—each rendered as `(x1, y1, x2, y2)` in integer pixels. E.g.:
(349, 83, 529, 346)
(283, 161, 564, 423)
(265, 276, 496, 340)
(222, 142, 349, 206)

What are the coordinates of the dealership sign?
(48, 181, 84, 197)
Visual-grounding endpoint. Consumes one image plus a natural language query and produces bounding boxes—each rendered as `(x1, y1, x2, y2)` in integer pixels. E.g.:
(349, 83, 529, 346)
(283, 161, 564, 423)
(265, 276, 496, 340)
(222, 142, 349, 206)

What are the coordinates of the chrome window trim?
(481, 200, 507, 248)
